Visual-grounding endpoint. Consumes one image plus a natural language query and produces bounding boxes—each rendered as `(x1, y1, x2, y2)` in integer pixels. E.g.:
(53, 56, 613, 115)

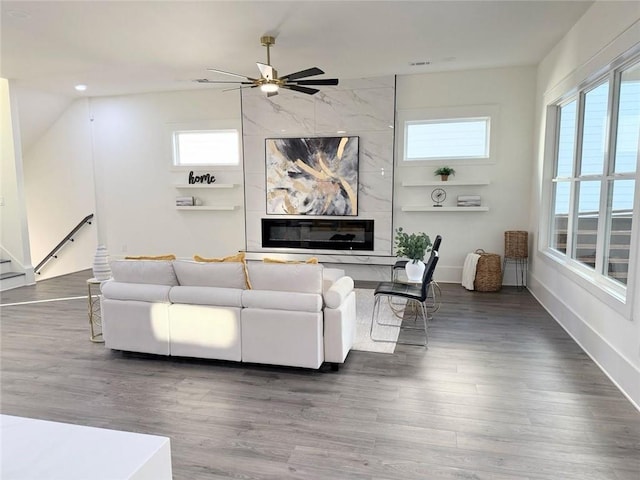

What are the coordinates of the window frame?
(166, 119, 243, 172)
(396, 105, 500, 166)
(542, 53, 640, 316)
(404, 116, 491, 161)
(172, 129, 240, 168)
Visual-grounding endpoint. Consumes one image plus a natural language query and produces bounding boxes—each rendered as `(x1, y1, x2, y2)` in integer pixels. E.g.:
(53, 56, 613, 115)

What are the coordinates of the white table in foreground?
(0, 415, 172, 480)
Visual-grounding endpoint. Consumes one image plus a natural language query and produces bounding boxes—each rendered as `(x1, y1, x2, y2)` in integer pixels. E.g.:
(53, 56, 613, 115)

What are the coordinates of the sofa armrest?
(323, 268, 345, 292)
(323, 276, 354, 308)
(324, 290, 356, 363)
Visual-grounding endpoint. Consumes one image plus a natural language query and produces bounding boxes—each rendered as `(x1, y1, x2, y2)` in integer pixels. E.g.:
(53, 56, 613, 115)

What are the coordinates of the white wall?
(395, 66, 536, 284)
(13, 85, 73, 155)
(530, 1, 640, 407)
(90, 89, 244, 259)
(1, 79, 34, 284)
(23, 98, 97, 280)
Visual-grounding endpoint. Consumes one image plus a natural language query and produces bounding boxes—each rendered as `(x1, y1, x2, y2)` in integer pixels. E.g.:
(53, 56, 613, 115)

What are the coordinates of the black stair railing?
(35, 214, 94, 275)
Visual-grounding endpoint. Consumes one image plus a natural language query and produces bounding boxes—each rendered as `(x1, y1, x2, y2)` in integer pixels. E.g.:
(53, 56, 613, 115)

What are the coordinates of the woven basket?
(474, 249, 502, 292)
(504, 231, 528, 259)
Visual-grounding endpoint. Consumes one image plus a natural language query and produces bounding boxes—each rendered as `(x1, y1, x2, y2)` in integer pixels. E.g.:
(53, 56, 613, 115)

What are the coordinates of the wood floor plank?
(0, 270, 638, 479)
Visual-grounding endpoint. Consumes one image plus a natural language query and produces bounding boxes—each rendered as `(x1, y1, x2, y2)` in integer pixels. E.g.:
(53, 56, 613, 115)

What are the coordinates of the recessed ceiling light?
(337, 130, 347, 134)
(409, 61, 431, 66)
(75, 84, 87, 92)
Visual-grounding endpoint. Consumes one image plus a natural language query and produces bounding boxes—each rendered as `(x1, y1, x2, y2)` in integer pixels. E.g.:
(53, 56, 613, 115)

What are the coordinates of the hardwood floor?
(1, 270, 638, 480)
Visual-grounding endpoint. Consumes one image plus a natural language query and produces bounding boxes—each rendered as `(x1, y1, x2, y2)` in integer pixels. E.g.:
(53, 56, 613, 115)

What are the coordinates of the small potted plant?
(394, 228, 432, 281)
(434, 166, 456, 181)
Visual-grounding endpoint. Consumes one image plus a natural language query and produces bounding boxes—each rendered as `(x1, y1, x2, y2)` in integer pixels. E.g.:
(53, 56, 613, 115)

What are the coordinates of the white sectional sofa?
(100, 259, 356, 370)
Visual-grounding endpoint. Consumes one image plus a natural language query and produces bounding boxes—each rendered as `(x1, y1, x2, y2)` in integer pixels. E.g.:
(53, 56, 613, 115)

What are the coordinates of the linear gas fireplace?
(262, 219, 374, 251)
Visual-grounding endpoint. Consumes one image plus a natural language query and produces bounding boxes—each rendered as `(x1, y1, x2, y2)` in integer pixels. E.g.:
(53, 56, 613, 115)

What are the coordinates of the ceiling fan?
(195, 35, 339, 97)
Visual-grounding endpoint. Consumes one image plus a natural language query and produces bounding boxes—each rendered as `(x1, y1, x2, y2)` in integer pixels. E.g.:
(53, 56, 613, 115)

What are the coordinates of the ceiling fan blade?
(194, 79, 254, 84)
(257, 63, 274, 80)
(282, 84, 320, 95)
(222, 85, 261, 92)
(280, 67, 324, 81)
(289, 78, 339, 86)
(206, 68, 256, 81)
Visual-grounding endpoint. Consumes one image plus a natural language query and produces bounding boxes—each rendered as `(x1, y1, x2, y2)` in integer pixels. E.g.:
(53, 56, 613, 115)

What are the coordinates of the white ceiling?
(1, 1, 594, 98)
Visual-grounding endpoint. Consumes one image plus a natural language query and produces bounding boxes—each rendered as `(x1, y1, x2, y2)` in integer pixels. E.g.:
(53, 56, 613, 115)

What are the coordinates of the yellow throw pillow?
(125, 254, 176, 261)
(193, 252, 245, 263)
(193, 252, 251, 289)
(263, 257, 319, 264)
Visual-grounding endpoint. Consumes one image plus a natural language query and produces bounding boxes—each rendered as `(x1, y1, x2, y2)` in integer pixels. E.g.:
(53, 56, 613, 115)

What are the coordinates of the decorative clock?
(431, 188, 446, 207)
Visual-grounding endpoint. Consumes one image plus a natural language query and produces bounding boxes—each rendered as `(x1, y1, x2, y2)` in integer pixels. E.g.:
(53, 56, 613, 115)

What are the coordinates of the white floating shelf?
(174, 184, 236, 189)
(402, 206, 490, 212)
(176, 206, 238, 211)
(402, 180, 490, 187)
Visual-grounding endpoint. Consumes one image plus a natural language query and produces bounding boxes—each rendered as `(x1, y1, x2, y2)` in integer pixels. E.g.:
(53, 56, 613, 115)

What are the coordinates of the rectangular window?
(572, 180, 601, 270)
(173, 130, 239, 166)
(405, 117, 490, 161)
(556, 100, 577, 178)
(551, 181, 571, 253)
(614, 63, 640, 174)
(579, 82, 609, 176)
(546, 55, 639, 297)
(605, 179, 634, 284)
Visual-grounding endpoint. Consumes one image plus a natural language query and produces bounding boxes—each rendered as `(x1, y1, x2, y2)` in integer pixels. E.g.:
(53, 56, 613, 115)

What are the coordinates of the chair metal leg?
(424, 281, 442, 313)
(369, 296, 389, 342)
(370, 294, 429, 347)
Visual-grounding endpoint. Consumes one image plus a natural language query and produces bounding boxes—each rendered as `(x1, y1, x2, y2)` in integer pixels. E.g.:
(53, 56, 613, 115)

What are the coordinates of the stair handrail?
(34, 213, 94, 275)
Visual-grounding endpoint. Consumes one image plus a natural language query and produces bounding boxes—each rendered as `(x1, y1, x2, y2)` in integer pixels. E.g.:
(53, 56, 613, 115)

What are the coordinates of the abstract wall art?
(265, 136, 359, 215)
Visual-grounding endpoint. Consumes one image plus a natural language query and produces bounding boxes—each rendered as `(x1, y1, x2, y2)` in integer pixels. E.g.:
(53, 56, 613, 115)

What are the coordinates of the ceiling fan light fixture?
(260, 83, 279, 93)
(197, 35, 338, 97)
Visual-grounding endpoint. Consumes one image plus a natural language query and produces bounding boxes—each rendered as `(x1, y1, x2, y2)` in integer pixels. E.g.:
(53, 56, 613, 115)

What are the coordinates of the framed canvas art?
(265, 136, 359, 215)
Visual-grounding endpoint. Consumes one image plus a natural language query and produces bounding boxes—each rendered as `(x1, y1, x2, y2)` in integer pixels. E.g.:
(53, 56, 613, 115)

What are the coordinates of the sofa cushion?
(324, 276, 355, 309)
(247, 263, 323, 294)
(242, 290, 322, 313)
(169, 286, 243, 307)
(110, 260, 178, 286)
(193, 252, 251, 289)
(173, 260, 246, 289)
(101, 281, 172, 303)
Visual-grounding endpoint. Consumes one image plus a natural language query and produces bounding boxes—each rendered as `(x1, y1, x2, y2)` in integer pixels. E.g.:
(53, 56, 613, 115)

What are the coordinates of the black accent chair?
(392, 234, 442, 282)
(370, 250, 439, 347)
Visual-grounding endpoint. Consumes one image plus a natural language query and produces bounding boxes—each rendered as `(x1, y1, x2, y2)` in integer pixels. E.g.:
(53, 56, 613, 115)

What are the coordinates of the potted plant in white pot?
(434, 166, 455, 181)
(394, 227, 432, 281)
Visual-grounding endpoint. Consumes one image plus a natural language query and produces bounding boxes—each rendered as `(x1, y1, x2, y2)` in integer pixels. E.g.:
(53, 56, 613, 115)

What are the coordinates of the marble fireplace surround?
(242, 76, 395, 278)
